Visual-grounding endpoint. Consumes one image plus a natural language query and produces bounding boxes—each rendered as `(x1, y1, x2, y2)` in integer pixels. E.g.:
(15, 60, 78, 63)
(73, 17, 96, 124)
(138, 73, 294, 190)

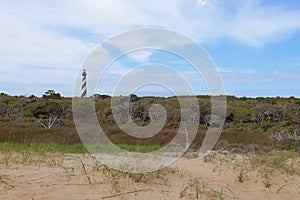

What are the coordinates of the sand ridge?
(0, 152, 299, 199)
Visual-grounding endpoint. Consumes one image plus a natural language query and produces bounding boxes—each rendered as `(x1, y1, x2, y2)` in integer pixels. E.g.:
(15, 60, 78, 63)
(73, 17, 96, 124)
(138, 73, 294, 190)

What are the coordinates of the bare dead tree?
(269, 131, 284, 143)
(170, 126, 190, 152)
(282, 104, 286, 121)
(36, 114, 58, 129)
(269, 127, 299, 144)
(291, 127, 299, 141)
(185, 126, 189, 151)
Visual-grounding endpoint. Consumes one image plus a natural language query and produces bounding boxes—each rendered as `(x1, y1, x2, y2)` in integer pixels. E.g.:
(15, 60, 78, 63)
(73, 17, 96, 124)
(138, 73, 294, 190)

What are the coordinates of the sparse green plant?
(259, 168, 274, 189)
(237, 168, 245, 183)
(80, 159, 91, 184)
(263, 178, 272, 189)
(0, 174, 14, 189)
(92, 158, 101, 171)
(237, 168, 250, 183)
(276, 184, 286, 194)
(63, 167, 75, 178)
(128, 173, 145, 183)
(208, 188, 225, 200)
(30, 193, 35, 200)
(100, 164, 122, 192)
(49, 157, 63, 167)
(0, 152, 12, 167)
(180, 179, 207, 199)
(99, 164, 171, 192)
(250, 152, 300, 176)
(225, 185, 239, 200)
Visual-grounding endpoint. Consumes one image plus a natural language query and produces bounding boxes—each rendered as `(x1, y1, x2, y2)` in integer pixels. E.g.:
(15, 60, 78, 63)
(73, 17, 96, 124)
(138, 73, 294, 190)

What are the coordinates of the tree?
(92, 94, 111, 101)
(0, 96, 8, 116)
(34, 102, 65, 129)
(42, 90, 61, 99)
(129, 94, 139, 102)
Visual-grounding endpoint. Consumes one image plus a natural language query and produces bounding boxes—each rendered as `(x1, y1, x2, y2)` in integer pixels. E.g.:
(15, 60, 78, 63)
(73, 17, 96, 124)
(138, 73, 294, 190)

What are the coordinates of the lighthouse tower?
(81, 69, 87, 97)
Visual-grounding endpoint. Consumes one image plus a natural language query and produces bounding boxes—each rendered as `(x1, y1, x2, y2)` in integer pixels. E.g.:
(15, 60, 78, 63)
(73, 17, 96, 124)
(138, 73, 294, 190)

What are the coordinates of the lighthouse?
(81, 69, 87, 97)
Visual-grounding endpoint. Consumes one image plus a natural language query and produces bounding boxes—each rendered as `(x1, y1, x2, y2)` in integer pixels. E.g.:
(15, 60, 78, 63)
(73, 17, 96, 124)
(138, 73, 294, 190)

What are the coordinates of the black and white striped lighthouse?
(81, 69, 87, 97)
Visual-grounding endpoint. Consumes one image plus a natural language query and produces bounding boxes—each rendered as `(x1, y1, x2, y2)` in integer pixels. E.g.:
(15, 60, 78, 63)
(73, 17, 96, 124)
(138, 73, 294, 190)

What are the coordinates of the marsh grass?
(117, 144, 162, 152)
(0, 142, 163, 154)
(0, 142, 87, 154)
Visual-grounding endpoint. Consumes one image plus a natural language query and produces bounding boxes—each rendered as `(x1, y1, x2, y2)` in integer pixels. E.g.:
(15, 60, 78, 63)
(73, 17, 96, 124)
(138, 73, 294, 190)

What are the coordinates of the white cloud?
(1, 0, 300, 95)
(272, 70, 300, 80)
(225, 1, 300, 46)
(127, 51, 153, 63)
(216, 68, 300, 85)
(220, 68, 274, 84)
(197, 0, 208, 7)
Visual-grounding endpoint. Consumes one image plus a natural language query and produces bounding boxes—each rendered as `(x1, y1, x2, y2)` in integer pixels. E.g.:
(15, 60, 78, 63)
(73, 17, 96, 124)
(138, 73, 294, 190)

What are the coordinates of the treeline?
(0, 91, 299, 149)
(0, 91, 299, 127)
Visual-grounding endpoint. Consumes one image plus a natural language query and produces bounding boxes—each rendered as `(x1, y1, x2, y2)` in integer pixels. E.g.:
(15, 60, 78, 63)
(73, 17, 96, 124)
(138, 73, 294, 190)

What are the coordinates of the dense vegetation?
(0, 91, 299, 151)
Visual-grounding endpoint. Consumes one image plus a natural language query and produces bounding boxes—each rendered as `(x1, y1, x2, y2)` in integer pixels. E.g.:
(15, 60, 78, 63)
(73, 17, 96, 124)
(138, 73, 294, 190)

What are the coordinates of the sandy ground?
(0, 152, 299, 200)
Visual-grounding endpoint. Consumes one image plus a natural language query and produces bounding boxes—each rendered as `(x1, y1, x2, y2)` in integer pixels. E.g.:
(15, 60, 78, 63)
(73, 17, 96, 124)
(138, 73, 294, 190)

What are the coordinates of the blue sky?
(0, 0, 300, 97)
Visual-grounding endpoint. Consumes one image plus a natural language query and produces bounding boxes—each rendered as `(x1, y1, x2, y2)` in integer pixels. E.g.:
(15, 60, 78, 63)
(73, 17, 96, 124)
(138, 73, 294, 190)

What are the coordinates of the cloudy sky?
(1, 0, 300, 97)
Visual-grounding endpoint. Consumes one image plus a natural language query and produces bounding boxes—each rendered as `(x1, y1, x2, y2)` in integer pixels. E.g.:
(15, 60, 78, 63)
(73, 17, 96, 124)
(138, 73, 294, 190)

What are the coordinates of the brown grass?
(0, 124, 273, 150)
(0, 126, 80, 144)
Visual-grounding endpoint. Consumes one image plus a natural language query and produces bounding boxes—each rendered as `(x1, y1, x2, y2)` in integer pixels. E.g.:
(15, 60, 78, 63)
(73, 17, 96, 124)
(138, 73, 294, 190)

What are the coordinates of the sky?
(1, 0, 300, 97)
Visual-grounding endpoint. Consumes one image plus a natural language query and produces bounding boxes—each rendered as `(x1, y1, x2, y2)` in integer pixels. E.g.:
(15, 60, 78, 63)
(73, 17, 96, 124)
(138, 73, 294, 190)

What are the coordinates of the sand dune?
(1, 152, 299, 199)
